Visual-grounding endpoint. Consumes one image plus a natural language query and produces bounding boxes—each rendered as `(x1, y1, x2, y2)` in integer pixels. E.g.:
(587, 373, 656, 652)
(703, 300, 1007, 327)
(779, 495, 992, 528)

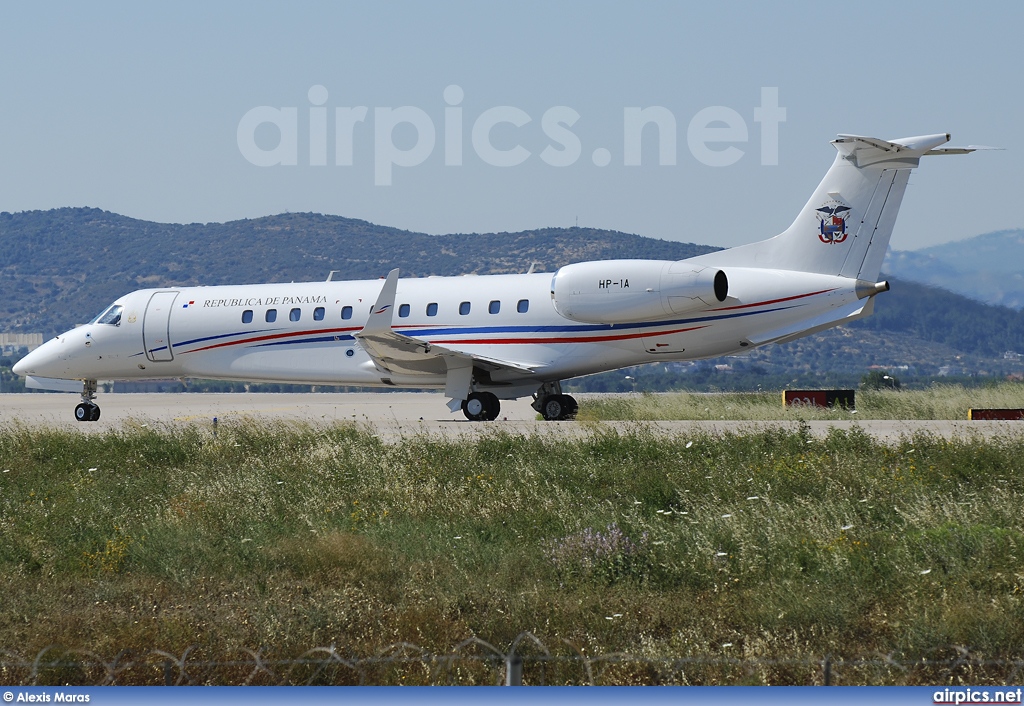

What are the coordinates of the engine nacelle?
(550, 259, 728, 324)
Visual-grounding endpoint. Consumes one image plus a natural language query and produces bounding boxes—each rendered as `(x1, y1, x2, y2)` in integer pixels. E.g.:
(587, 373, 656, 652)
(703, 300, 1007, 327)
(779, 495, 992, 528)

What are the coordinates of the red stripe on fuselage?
(185, 326, 361, 353)
(184, 323, 707, 354)
(708, 288, 838, 312)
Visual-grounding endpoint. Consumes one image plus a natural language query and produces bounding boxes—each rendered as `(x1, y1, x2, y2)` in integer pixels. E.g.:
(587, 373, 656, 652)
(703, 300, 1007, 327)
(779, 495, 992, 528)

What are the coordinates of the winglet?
(359, 268, 399, 335)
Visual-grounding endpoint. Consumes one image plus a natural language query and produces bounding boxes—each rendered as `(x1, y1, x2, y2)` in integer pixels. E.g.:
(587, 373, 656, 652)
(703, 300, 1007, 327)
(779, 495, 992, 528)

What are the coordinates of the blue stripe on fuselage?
(253, 334, 356, 348)
(175, 328, 280, 348)
(396, 304, 797, 338)
(201, 304, 799, 350)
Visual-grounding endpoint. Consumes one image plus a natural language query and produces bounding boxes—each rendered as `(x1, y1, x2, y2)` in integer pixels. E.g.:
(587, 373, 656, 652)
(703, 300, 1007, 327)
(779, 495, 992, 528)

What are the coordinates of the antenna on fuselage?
(326, 270, 341, 282)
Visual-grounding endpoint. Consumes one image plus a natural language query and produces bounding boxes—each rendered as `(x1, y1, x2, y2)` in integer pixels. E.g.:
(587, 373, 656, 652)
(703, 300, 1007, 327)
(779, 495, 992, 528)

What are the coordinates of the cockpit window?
(91, 304, 123, 326)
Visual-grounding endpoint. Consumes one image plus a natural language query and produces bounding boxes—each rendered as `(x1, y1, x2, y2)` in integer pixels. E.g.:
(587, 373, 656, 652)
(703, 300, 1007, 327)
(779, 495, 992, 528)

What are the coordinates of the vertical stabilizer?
(694, 133, 953, 280)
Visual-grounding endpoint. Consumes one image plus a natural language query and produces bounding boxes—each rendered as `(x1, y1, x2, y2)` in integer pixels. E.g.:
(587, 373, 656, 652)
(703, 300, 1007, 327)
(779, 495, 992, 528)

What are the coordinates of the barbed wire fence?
(2, 634, 1023, 686)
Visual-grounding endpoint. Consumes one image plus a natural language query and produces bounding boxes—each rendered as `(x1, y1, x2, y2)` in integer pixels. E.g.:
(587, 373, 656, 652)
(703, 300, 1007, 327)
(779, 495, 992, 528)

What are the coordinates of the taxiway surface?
(2, 392, 1022, 443)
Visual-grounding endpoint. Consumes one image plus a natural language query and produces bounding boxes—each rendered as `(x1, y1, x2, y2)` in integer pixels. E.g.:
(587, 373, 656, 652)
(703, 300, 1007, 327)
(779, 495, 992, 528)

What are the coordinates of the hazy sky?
(1, 1, 1019, 251)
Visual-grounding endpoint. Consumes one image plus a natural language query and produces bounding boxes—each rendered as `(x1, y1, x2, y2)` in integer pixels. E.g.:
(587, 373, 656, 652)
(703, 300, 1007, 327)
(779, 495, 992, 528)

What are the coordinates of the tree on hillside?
(861, 370, 901, 390)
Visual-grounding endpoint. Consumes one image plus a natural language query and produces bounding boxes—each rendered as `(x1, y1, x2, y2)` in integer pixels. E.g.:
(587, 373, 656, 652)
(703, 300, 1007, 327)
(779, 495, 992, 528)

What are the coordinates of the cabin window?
(398, 304, 410, 318)
(426, 302, 438, 317)
(266, 309, 277, 323)
(242, 310, 253, 324)
(313, 307, 325, 321)
(341, 306, 353, 320)
(459, 301, 471, 315)
(290, 308, 301, 322)
(517, 299, 529, 313)
(488, 300, 500, 314)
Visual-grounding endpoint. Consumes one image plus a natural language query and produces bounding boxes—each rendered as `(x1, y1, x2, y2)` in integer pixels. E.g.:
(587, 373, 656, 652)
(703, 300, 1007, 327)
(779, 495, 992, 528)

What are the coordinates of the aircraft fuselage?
(18, 267, 871, 393)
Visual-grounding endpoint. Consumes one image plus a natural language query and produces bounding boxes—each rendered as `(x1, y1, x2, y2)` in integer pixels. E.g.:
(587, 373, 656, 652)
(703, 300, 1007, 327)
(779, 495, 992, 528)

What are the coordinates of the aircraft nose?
(12, 338, 62, 378)
(12, 356, 27, 376)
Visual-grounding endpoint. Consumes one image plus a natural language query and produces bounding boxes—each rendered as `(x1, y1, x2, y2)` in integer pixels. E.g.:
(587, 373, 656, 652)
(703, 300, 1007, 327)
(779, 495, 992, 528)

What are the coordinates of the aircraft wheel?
(462, 392, 492, 422)
(75, 403, 99, 422)
(541, 395, 567, 421)
(541, 394, 578, 421)
(563, 395, 579, 418)
(480, 391, 500, 421)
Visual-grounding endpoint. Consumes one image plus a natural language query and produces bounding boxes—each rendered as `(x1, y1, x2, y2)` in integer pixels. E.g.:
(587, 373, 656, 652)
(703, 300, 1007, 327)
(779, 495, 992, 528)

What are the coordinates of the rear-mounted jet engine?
(550, 260, 728, 324)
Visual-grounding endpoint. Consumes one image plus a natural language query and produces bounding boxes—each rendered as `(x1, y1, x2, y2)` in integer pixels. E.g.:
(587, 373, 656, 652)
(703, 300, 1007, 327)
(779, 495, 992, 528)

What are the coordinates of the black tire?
(462, 392, 489, 421)
(75, 403, 99, 422)
(480, 392, 500, 421)
(542, 394, 578, 421)
(541, 395, 566, 421)
(563, 395, 579, 418)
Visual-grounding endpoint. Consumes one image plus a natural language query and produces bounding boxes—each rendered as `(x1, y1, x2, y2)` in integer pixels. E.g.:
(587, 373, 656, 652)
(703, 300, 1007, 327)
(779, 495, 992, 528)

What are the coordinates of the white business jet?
(14, 133, 983, 422)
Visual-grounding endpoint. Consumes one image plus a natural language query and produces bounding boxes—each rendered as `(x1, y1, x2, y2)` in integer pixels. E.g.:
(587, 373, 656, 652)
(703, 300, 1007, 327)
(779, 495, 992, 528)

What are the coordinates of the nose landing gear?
(74, 380, 101, 422)
(75, 402, 100, 421)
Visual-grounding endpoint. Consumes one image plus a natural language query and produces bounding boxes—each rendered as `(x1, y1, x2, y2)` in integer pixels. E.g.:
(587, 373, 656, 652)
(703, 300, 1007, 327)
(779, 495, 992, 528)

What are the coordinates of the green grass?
(1, 420, 1023, 684)
(576, 383, 1024, 421)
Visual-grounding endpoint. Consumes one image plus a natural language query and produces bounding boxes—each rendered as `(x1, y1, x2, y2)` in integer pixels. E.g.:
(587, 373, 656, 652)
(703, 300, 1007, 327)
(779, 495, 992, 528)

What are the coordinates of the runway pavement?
(2, 392, 1023, 443)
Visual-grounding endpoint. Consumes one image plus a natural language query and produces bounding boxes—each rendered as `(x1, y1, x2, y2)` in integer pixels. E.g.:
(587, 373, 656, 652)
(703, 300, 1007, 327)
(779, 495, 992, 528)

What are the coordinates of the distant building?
(0, 333, 44, 356)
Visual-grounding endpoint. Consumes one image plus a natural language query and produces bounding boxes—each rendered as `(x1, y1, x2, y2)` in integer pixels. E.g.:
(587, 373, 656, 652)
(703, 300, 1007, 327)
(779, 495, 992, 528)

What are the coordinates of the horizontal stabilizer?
(925, 145, 1003, 155)
(836, 133, 951, 154)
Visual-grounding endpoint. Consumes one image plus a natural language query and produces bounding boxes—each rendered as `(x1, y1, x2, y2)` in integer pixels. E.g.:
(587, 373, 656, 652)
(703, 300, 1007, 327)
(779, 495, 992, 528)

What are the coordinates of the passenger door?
(143, 291, 179, 362)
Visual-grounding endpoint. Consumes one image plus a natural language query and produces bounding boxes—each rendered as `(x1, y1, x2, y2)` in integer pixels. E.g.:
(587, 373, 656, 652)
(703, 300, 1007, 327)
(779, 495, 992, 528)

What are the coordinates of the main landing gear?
(74, 380, 101, 422)
(460, 383, 578, 422)
(462, 391, 500, 421)
(532, 381, 578, 421)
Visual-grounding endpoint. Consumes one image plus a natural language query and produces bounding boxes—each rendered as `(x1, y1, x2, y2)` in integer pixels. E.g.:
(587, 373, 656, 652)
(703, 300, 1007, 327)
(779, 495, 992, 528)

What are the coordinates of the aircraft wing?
(354, 269, 537, 383)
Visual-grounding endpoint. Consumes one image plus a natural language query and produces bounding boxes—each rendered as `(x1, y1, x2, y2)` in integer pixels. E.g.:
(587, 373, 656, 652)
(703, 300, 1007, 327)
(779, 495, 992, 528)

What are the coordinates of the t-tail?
(697, 133, 984, 280)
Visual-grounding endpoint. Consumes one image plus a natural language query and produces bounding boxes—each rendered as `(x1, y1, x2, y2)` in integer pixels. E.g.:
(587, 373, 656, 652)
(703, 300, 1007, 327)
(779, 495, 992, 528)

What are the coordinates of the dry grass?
(1, 420, 1023, 683)
(576, 383, 1024, 421)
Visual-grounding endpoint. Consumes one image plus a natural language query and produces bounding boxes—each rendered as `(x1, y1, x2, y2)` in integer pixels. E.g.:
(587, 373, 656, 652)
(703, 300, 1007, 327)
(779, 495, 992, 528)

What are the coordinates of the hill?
(0, 208, 716, 336)
(884, 229, 1024, 309)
